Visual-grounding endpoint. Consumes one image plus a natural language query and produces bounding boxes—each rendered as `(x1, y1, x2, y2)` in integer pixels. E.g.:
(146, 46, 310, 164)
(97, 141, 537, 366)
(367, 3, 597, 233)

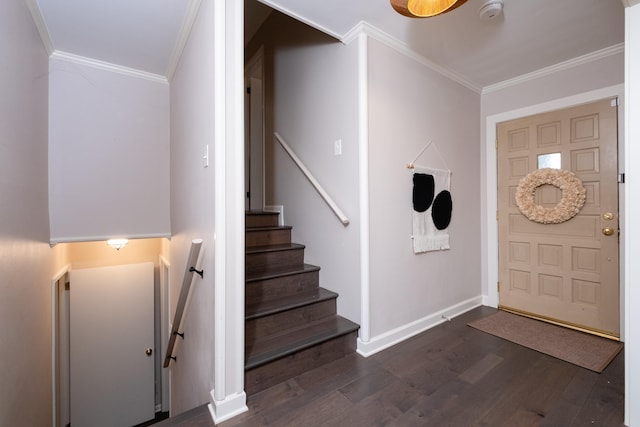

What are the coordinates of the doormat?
(468, 310, 623, 373)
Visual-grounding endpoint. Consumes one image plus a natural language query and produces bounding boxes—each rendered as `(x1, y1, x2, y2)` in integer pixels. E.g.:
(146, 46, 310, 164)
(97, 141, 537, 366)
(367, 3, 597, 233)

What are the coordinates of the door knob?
(145, 348, 153, 356)
(602, 227, 615, 236)
(602, 212, 614, 221)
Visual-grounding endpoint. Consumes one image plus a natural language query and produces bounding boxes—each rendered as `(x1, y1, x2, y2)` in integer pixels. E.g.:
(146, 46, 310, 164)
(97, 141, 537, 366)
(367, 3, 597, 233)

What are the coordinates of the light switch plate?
(334, 139, 342, 156)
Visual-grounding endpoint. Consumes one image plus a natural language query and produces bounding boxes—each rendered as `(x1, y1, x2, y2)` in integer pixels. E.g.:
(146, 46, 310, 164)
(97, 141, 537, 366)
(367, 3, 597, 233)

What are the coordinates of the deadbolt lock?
(145, 348, 153, 356)
(602, 212, 614, 221)
(602, 227, 615, 236)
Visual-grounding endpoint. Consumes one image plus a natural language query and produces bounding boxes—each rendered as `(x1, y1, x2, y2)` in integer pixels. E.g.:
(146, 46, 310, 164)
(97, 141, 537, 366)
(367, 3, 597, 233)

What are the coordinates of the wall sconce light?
(107, 238, 129, 250)
(390, 0, 468, 18)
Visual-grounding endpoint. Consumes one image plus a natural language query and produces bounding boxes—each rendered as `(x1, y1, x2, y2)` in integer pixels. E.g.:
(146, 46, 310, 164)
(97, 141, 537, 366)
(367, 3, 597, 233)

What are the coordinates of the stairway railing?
(274, 132, 350, 226)
(163, 238, 203, 368)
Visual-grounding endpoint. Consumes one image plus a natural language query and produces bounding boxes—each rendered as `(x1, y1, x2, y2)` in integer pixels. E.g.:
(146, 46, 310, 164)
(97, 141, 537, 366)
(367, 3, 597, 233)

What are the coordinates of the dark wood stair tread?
(246, 263, 320, 283)
(246, 211, 281, 228)
(246, 287, 337, 320)
(245, 316, 360, 370)
(246, 210, 278, 215)
(246, 242, 305, 255)
(245, 225, 292, 232)
(246, 225, 293, 248)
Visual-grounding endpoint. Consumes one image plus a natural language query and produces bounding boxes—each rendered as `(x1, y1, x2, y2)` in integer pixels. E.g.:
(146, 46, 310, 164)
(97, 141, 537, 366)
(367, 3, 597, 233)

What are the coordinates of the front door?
(70, 262, 155, 426)
(497, 98, 619, 338)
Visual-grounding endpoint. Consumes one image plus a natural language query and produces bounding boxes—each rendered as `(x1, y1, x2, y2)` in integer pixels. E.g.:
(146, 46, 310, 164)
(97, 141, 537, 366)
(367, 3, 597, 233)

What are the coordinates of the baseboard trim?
(263, 204, 284, 226)
(356, 296, 483, 357)
(207, 390, 247, 424)
(482, 294, 495, 307)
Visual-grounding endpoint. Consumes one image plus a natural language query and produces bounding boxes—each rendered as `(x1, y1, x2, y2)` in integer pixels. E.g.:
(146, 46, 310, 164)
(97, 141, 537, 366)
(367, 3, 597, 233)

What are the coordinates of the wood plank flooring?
(155, 306, 625, 426)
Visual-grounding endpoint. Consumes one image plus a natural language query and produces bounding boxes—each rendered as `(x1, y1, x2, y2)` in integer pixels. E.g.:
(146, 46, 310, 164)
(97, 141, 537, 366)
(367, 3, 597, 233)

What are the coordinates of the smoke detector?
(479, 0, 503, 21)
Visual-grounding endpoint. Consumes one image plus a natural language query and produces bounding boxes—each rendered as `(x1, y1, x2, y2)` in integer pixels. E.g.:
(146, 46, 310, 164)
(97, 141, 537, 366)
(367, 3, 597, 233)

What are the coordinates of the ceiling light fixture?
(390, 0, 469, 18)
(107, 238, 129, 251)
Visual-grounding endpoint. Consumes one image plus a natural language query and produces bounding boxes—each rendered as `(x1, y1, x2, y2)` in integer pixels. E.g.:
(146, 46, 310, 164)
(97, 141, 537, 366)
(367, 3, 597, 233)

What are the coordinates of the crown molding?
(50, 51, 168, 84)
(342, 21, 482, 94)
(340, 20, 365, 45)
(26, 0, 194, 83)
(482, 43, 625, 94)
(342, 21, 624, 97)
(166, 0, 202, 82)
(49, 232, 171, 246)
(622, 0, 640, 7)
(25, 0, 54, 55)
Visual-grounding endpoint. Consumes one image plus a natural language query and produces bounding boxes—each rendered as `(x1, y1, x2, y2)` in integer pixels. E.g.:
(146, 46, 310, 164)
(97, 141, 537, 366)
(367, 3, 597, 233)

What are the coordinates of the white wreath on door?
(515, 168, 586, 224)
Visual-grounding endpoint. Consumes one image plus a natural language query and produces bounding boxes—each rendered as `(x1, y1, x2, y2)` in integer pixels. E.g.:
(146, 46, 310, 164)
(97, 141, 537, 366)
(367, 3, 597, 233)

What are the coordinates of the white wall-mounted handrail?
(163, 238, 203, 368)
(274, 132, 350, 226)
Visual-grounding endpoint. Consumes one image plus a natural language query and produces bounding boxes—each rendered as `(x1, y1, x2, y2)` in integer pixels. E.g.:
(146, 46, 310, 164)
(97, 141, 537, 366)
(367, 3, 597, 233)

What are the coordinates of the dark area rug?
(468, 310, 623, 372)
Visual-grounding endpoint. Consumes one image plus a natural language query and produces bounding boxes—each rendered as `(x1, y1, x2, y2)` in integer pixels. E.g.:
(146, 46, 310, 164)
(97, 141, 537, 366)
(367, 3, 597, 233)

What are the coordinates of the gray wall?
(0, 1, 67, 425)
(48, 57, 170, 243)
(367, 37, 482, 338)
(168, 0, 216, 415)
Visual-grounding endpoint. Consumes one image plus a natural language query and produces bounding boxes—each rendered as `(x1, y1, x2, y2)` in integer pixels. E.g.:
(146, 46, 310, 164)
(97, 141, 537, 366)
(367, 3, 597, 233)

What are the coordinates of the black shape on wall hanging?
(432, 190, 452, 230)
(413, 173, 435, 212)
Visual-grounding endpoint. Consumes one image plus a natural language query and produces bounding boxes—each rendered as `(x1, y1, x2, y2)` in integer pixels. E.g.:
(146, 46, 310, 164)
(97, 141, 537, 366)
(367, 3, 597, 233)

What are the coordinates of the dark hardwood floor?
(155, 306, 625, 426)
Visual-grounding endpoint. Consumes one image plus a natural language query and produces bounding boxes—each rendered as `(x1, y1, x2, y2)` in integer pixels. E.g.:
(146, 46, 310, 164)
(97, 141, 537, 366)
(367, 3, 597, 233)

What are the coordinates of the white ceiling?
(33, 0, 625, 89)
(34, 0, 193, 77)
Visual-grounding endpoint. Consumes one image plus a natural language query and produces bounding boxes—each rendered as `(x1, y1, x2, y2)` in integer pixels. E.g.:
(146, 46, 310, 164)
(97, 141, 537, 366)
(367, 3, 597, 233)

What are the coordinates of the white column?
(357, 32, 371, 346)
(208, 0, 247, 422)
(624, 4, 640, 426)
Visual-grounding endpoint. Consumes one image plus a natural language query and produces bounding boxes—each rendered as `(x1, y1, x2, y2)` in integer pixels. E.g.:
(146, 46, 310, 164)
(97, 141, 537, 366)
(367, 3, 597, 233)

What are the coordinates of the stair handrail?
(274, 132, 350, 226)
(163, 238, 203, 368)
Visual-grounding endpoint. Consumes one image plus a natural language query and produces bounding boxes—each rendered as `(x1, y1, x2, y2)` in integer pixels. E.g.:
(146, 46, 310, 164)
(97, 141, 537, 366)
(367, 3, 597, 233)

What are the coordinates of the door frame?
(245, 46, 265, 211)
(159, 255, 171, 413)
(51, 264, 71, 427)
(52, 260, 167, 425)
(483, 84, 625, 335)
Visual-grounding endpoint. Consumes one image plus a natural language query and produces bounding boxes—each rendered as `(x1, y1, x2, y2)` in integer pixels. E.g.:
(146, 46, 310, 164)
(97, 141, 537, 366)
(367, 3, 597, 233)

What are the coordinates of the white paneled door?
(497, 98, 620, 338)
(70, 263, 155, 427)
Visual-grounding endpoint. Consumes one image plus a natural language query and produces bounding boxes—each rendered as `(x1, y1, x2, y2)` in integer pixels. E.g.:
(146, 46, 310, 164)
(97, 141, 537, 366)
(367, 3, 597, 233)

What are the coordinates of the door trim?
(245, 46, 265, 211)
(51, 264, 71, 427)
(159, 255, 171, 413)
(483, 84, 625, 327)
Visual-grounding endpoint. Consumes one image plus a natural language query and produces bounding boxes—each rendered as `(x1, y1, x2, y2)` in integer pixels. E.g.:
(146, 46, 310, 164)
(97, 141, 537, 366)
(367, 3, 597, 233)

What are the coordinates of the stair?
(245, 211, 359, 395)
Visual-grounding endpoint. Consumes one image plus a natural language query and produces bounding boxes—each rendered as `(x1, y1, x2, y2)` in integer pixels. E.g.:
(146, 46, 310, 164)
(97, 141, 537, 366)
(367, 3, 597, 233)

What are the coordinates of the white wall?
(168, 0, 216, 415)
(0, 1, 67, 425)
(66, 238, 163, 269)
(367, 38, 482, 339)
(247, 12, 362, 324)
(481, 52, 624, 116)
(48, 57, 170, 243)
